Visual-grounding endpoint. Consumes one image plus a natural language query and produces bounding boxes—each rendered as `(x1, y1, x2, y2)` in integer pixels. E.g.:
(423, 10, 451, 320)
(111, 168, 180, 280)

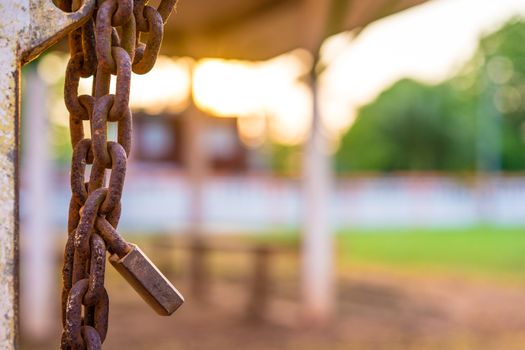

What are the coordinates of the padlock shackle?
(95, 217, 133, 258)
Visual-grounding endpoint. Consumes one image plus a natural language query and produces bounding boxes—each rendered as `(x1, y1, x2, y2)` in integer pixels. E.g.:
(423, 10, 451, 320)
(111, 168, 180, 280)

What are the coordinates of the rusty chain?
(59, 0, 178, 348)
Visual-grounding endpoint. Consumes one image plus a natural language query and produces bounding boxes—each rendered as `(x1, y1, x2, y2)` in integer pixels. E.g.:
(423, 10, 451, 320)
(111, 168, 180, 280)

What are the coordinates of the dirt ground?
(21, 246, 525, 349)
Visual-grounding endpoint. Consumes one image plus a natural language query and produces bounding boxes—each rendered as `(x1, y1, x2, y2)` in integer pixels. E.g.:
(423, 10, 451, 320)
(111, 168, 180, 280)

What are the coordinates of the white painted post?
(21, 68, 54, 341)
(300, 0, 334, 325)
(185, 103, 206, 235)
(184, 101, 209, 300)
(301, 70, 334, 324)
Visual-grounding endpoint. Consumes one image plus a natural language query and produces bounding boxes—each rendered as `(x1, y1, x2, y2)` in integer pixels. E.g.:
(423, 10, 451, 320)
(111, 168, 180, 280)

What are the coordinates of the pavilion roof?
(162, 0, 428, 60)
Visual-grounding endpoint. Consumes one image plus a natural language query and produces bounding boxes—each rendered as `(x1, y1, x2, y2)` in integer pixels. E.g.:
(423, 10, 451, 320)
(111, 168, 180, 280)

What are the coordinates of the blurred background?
(18, 0, 525, 349)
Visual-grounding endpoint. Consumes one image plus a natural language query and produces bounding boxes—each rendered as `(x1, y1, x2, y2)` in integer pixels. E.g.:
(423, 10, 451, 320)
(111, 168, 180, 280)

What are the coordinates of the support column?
(301, 69, 334, 324)
(183, 102, 208, 300)
(0, 1, 94, 347)
(184, 103, 207, 236)
(0, 16, 20, 350)
(0, 3, 27, 347)
(300, 0, 334, 325)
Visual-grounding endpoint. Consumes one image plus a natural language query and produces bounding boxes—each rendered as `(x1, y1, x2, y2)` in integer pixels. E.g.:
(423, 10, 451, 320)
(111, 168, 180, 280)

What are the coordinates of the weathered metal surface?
(22, 0, 96, 64)
(0, 1, 94, 348)
(61, 1, 182, 347)
(110, 245, 184, 316)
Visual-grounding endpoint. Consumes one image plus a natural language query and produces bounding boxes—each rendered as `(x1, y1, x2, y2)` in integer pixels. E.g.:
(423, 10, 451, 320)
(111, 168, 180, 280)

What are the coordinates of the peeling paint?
(0, 1, 95, 348)
(23, 0, 95, 64)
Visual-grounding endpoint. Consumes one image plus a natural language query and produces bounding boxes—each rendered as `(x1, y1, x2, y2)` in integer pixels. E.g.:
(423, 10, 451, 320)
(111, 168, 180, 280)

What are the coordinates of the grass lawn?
(256, 226, 525, 281)
(338, 226, 525, 279)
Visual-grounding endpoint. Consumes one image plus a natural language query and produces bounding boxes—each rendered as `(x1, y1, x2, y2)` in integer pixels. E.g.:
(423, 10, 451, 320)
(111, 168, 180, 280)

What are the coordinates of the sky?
(321, 0, 525, 137)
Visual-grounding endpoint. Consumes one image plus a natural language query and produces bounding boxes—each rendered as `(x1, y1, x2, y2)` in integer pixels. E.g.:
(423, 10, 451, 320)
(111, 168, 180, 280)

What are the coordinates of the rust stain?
(0, 3, 22, 348)
(0, 1, 95, 348)
(22, 0, 95, 64)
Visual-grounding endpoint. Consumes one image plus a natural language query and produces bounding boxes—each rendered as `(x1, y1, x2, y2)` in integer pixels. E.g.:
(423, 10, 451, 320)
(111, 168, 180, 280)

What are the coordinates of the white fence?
(23, 169, 525, 233)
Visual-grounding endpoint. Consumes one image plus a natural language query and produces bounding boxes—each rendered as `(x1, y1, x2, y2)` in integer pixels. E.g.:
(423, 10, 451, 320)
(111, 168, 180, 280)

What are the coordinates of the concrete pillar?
(183, 102, 208, 300)
(299, 0, 335, 325)
(301, 70, 334, 324)
(184, 103, 207, 235)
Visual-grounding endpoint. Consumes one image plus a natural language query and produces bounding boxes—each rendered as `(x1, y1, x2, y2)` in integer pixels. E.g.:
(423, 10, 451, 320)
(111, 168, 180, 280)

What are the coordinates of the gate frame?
(0, 1, 94, 348)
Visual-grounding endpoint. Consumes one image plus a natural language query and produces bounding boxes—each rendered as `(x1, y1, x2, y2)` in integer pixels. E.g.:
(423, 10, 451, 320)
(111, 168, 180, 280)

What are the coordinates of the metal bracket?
(0, 1, 95, 348)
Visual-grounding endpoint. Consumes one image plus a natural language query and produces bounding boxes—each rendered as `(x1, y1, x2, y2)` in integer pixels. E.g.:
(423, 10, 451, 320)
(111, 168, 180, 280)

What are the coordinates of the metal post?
(0, 10, 21, 348)
(0, 1, 94, 347)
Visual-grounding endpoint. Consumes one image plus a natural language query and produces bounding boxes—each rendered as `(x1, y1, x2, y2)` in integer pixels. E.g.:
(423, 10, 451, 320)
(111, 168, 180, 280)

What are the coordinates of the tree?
(335, 19, 525, 173)
(335, 79, 475, 172)
(470, 19, 525, 171)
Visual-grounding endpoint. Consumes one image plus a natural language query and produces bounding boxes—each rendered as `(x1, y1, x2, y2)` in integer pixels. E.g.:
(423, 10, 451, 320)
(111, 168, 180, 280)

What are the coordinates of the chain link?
(61, 0, 176, 348)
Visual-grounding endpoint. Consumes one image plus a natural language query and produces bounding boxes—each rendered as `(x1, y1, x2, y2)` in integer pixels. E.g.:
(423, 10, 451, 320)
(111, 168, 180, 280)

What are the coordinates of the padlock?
(109, 244, 184, 316)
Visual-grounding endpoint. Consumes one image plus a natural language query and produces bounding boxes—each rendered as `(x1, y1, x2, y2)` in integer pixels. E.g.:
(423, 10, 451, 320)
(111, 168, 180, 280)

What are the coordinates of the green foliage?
(22, 56, 72, 167)
(336, 79, 476, 172)
(476, 19, 525, 170)
(335, 19, 525, 172)
(51, 122, 73, 165)
(269, 143, 301, 175)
